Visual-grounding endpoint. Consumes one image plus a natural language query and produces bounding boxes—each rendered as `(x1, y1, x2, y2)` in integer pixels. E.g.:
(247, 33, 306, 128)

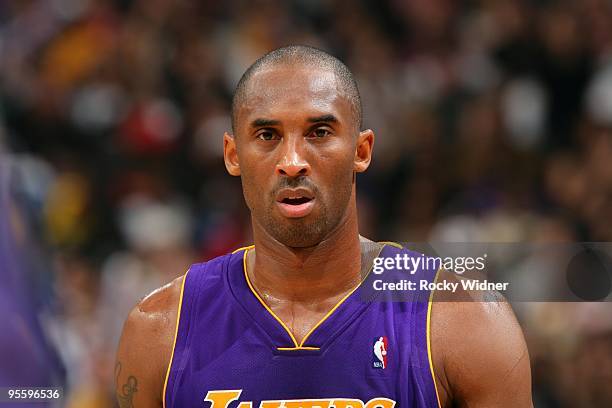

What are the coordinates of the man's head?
(231, 46, 363, 133)
(224, 45, 374, 248)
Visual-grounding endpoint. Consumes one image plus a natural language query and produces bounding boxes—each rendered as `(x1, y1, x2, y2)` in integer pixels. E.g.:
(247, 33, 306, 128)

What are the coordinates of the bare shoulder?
(115, 274, 185, 407)
(430, 269, 532, 408)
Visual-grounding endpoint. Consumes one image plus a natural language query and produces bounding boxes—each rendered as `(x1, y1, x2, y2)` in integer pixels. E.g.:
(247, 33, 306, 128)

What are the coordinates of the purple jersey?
(164, 244, 441, 408)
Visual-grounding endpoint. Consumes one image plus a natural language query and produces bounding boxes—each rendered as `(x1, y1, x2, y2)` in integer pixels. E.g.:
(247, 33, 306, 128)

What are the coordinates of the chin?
(269, 219, 328, 248)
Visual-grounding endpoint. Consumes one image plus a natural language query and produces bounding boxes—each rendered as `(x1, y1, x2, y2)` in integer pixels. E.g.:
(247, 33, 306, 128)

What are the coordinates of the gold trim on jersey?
(242, 246, 303, 348)
(427, 267, 443, 408)
(241, 242, 386, 350)
(162, 270, 189, 408)
(377, 241, 403, 249)
(232, 245, 255, 254)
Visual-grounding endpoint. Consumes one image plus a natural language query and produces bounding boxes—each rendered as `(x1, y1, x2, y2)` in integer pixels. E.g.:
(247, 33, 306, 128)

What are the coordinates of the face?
(224, 65, 374, 248)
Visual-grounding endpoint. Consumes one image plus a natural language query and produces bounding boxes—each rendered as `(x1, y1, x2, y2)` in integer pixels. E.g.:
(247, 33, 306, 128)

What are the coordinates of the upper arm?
(115, 275, 184, 408)
(431, 273, 533, 407)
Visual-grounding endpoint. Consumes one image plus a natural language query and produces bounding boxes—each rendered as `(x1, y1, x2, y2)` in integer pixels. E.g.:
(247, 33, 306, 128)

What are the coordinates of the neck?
(248, 203, 364, 303)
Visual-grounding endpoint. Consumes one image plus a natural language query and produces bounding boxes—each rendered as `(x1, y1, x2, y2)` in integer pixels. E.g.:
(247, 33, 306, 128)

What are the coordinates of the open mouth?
(281, 196, 312, 205)
(276, 188, 316, 218)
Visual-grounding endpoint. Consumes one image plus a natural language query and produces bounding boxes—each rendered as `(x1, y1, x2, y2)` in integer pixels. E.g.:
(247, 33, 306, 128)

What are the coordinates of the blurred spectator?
(0, 155, 65, 406)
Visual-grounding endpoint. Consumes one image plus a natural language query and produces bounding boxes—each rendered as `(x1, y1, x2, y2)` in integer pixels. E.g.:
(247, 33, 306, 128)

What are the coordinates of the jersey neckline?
(226, 243, 389, 351)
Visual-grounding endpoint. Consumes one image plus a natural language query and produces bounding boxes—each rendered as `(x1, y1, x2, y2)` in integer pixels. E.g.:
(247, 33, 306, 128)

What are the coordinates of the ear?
(223, 132, 241, 176)
(354, 129, 374, 173)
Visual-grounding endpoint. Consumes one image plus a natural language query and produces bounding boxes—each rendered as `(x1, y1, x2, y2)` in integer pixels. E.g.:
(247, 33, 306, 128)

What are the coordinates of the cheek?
(311, 137, 354, 165)
(241, 173, 263, 211)
(237, 158, 261, 210)
(240, 177, 256, 211)
(238, 155, 276, 211)
(314, 143, 355, 196)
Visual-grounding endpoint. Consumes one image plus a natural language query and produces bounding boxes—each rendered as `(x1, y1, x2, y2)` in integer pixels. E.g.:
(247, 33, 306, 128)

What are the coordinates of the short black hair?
(230, 45, 362, 133)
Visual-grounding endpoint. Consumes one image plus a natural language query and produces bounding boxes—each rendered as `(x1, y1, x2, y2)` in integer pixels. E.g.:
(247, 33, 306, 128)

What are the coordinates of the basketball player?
(115, 46, 532, 407)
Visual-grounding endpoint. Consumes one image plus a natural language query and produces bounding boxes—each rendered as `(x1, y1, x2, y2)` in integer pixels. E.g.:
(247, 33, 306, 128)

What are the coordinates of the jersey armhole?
(162, 269, 189, 408)
(427, 267, 443, 408)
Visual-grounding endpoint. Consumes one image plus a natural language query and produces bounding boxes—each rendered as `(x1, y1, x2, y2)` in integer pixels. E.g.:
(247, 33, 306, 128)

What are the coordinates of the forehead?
(237, 65, 353, 127)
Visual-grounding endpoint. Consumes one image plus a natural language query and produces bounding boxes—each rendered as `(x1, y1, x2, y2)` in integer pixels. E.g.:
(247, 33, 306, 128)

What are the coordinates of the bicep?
(115, 307, 166, 408)
(453, 306, 532, 408)
(434, 297, 533, 407)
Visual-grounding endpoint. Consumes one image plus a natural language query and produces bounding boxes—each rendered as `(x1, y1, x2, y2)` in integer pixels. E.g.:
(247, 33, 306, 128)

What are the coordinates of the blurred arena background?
(1, 0, 612, 406)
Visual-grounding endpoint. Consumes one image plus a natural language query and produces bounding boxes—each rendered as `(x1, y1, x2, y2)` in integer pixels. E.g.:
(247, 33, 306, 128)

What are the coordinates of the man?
(115, 46, 532, 407)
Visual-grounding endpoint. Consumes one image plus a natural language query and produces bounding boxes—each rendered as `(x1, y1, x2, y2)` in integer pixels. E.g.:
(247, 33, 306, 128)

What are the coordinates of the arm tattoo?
(115, 361, 138, 408)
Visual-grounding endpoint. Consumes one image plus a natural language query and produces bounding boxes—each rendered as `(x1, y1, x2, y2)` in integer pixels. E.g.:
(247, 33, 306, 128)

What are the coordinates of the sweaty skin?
(115, 63, 533, 407)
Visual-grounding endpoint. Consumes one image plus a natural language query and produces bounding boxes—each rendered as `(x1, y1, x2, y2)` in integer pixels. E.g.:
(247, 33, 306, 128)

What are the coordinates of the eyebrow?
(307, 114, 338, 124)
(250, 114, 339, 128)
(251, 118, 281, 127)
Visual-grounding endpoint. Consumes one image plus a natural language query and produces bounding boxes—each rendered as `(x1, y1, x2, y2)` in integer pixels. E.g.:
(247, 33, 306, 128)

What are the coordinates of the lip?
(275, 187, 315, 218)
(276, 187, 315, 202)
(276, 199, 315, 218)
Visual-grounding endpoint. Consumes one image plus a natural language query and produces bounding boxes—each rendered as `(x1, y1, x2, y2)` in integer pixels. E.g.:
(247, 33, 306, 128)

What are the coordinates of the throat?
(244, 239, 386, 346)
(264, 291, 353, 346)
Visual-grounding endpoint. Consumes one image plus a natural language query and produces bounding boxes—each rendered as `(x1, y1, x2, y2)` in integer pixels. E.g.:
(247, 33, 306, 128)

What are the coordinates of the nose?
(275, 136, 311, 178)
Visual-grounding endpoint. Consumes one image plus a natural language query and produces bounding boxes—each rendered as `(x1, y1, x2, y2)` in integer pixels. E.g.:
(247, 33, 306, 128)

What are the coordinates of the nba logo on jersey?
(372, 336, 388, 369)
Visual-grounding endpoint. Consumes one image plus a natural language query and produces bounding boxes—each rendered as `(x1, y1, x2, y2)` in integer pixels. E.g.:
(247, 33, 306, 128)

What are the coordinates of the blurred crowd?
(1, 0, 612, 406)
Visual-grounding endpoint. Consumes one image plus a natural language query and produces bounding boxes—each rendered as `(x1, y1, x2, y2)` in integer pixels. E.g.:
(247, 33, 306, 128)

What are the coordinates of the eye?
(311, 128, 331, 138)
(256, 129, 278, 141)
